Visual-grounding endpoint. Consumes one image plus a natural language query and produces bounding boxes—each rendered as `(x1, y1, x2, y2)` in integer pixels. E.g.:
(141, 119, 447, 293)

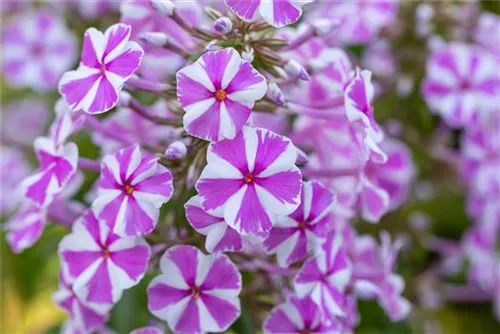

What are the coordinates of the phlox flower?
(176, 48, 267, 141)
(421, 42, 499, 128)
(225, 0, 312, 28)
(344, 68, 387, 164)
(263, 295, 338, 334)
(49, 98, 86, 148)
(93, 145, 174, 237)
(0, 146, 31, 215)
(59, 210, 151, 306)
(5, 204, 46, 254)
(147, 245, 242, 333)
(196, 127, 302, 235)
(59, 23, 144, 114)
(2, 9, 77, 91)
(21, 137, 78, 207)
(353, 232, 411, 322)
(263, 180, 336, 267)
(311, 1, 398, 44)
(53, 271, 108, 333)
(358, 138, 415, 223)
(474, 12, 500, 56)
(294, 233, 352, 319)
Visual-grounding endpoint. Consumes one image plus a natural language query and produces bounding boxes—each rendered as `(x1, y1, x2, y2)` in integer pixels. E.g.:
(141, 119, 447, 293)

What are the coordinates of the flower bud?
(284, 60, 310, 81)
(165, 141, 187, 160)
(213, 17, 233, 35)
(150, 0, 175, 17)
(138, 32, 168, 47)
(242, 46, 255, 63)
(295, 147, 309, 166)
(267, 82, 286, 107)
(204, 40, 221, 52)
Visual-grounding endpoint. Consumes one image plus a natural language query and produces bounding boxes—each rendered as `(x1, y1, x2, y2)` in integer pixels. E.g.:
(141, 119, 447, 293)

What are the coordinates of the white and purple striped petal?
(185, 195, 243, 253)
(263, 180, 335, 267)
(196, 127, 302, 236)
(225, 0, 312, 28)
(5, 203, 46, 254)
(21, 137, 78, 208)
(0, 146, 31, 215)
(92, 145, 173, 237)
(59, 210, 151, 306)
(147, 245, 242, 333)
(294, 233, 352, 319)
(49, 98, 86, 148)
(59, 23, 144, 114)
(177, 48, 267, 141)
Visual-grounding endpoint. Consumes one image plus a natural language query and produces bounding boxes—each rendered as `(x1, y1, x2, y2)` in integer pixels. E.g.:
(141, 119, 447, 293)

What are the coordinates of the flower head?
(294, 232, 352, 319)
(59, 23, 144, 114)
(147, 245, 242, 333)
(93, 145, 174, 237)
(59, 210, 151, 306)
(421, 43, 499, 128)
(176, 48, 267, 141)
(5, 203, 46, 254)
(263, 295, 338, 334)
(196, 127, 302, 235)
(21, 137, 78, 207)
(2, 9, 77, 91)
(263, 180, 336, 267)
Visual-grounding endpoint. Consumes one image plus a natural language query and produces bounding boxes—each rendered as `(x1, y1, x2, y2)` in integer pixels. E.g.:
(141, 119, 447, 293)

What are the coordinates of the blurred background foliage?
(2, 0, 500, 333)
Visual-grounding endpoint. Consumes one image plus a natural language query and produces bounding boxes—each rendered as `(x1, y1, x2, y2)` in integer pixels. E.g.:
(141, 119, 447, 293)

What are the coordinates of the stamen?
(215, 89, 227, 101)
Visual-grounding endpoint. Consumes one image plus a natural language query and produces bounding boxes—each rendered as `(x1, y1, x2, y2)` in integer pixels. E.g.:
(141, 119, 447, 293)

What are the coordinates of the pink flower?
(196, 127, 302, 235)
(263, 295, 338, 333)
(474, 12, 500, 55)
(353, 232, 411, 322)
(2, 98, 49, 146)
(92, 145, 174, 237)
(0, 146, 31, 215)
(263, 181, 336, 267)
(225, 0, 312, 28)
(130, 327, 163, 334)
(5, 203, 46, 253)
(2, 9, 77, 91)
(311, 1, 398, 44)
(147, 245, 242, 333)
(59, 210, 151, 306)
(294, 233, 352, 319)
(53, 271, 108, 333)
(344, 68, 387, 164)
(176, 48, 267, 141)
(59, 23, 144, 114)
(421, 43, 499, 128)
(21, 137, 78, 208)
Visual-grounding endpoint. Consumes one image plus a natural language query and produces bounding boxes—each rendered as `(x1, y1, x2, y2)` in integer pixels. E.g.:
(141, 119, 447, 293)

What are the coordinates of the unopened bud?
(311, 18, 341, 37)
(267, 82, 286, 107)
(295, 148, 309, 166)
(242, 46, 255, 62)
(139, 32, 168, 47)
(284, 60, 310, 81)
(118, 91, 132, 108)
(165, 141, 187, 160)
(150, 0, 175, 17)
(213, 17, 233, 35)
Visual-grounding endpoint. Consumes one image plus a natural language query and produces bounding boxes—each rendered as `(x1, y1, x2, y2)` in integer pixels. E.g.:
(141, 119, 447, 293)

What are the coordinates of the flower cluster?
(2, 1, 499, 333)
